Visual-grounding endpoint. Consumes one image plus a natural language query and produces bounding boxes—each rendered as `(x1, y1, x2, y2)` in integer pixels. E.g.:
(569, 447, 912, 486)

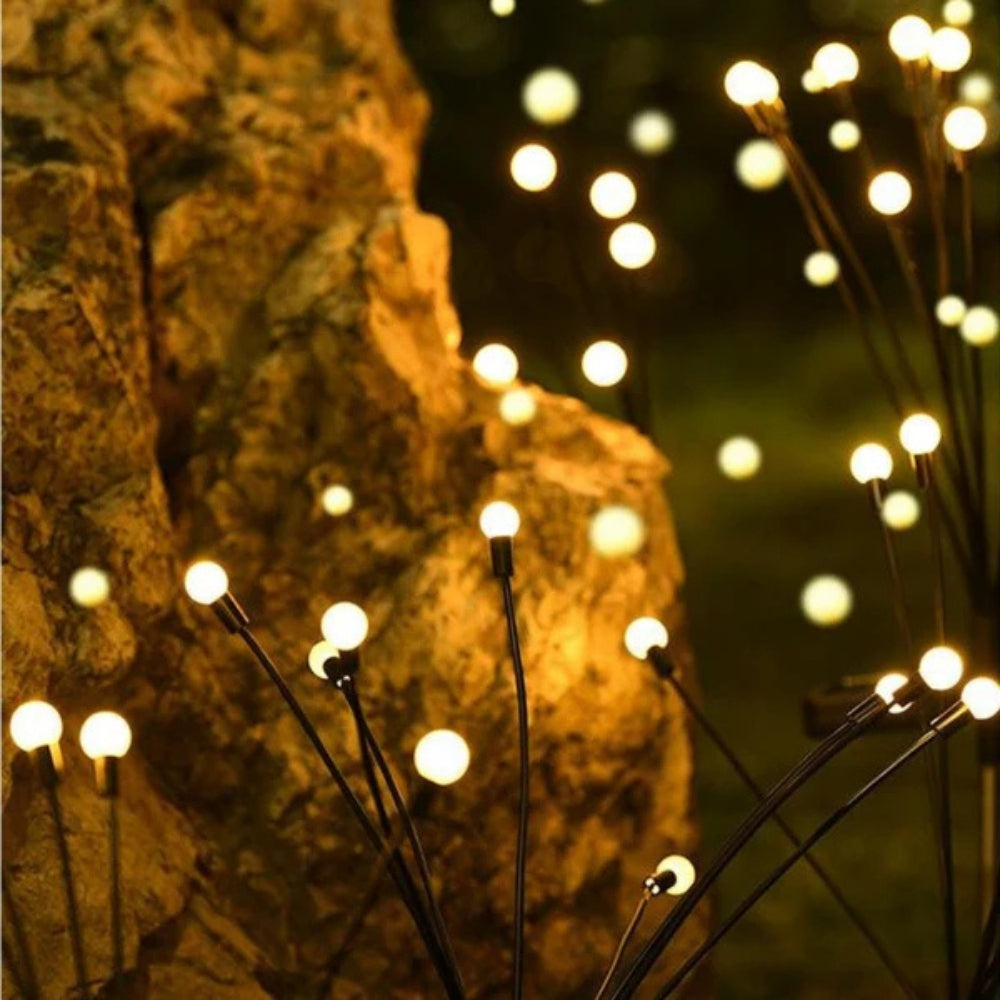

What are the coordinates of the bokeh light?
(868, 171, 912, 215)
(522, 67, 580, 125)
(881, 491, 921, 531)
(929, 27, 971, 72)
(473, 343, 519, 388)
(803, 250, 840, 287)
(936, 295, 967, 326)
(321, 484, 354, 516)
(69, 566, 111, 608)
(628, 110, 675, 155)
(608, 222, 656, 269)
(717, 436, 762, 479)
(589, 171, 637, 219)
(735, 139, 786, 190)
(961, 306, 999, 346)
(943, 105, 987, 151)
(581, 340, 628, 387)
(499, 387, 538, 426)
(800, 575, 853, 627)
(829, 120, 861, 151)
(510, 143, 557, 192)
(589, 505, 646, 558)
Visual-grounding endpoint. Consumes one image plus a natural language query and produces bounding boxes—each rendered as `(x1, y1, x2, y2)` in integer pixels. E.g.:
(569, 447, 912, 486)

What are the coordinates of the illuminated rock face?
(2, 1, 702, 996)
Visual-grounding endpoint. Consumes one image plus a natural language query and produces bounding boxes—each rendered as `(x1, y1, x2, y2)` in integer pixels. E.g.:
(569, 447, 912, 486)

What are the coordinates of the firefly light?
(490, 0, 516, 15)
(654, 855, 697, 895)
(69, 567, 111, 608)
(522, 67, 580, 125)
(588, 505, 646, 558)
(479, 501, 521, 539)
(320, 602, 369, 650)
(881, 491, 921, 531)
(962, 678, 1000, 720)
(608, 222, 656, 270)
(943, 0, 974, 27)
(734, 139, 786, 191)
(9, 701, 63, 752)
(803, 250, 840, 287)
(581, 340, 628, 387)
(812, 42, 859, 88)
(929, 27, 971, 72)
(624, 617, 669, 659)
(850, 443, 893, 484)
(510, 143, 557, 192)
(724, 61, 780, 106)
(960, 72, 993, 105)
(308, 640, 340, 679)
(628, 110, 675, 155)
(918, 646, 964, 691)
(589, 172, 637, 220)
(79, 712, 132, 760)
(414, 730, 470, 786)
(960, 306, 999, 346)
(499, 388, 538, 426)
(717, 436, 762, 480)
(829, 120, 861, 152)
(321, 484, 354, 516)
(899, 413, 942, 455)
(875, 672, 912, 714)
(868, 171, 912, 216)
(936, 295, 967, 327)
(800, 575, 853, 627)
(472, 343, 519, 388)
(184, 561, 229, 605)
(889, 16, 933, 61)
(943, 105, 987, 151)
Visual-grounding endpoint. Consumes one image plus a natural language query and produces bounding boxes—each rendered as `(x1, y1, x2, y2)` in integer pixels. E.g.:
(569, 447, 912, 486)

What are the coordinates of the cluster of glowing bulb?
(829, 120, 861, 152)
(803, 251, 840, 287)
(961, 306, 999, 346)
(69, 566, 111, 608)
(868, 171, 912, 216)
(624, 617, 669, 660)
(628, 110, 675, 155)
(889, 16, 933, 61)
(521, 67, 580, 125)
(581, 340, 628, 387)
(413, 729, 470, 786)
(589, 505, 646, 558)
(472, 343, 519, 388)
(320, 602, 369, 650)
(735, 139, 786, 190)
(936, 295, 967, 327)
(962, 678, 1000, 720)
(80, 711, 132, 760)
(654, 855, 697, 896)
(717, 436, 762, 480)
(882, 491, 921, 531)
(898, 413, 941, 455)
(811, 43, 859, 89)
(589, 172, 637, 220)
(723, 61, 780, 107)
(321, 484, 354, 517)
(499, 388, 538, 426)
(875, 672, 911, 714)
(918, 646, 964, 691)
(943, 0, 975, 26)
(308, 640, 339, 679)
(510, 143, 557, 192)
(479, 501, 521, 539)
(608, 222, 656, 269)
(184, 560, 229, 605)
(9, 701, 63, 752)
(800, 575, 853, 627)
(850, 443, 893, 484)
(943, 106, 987, 151)
(929, 27, 971, 72)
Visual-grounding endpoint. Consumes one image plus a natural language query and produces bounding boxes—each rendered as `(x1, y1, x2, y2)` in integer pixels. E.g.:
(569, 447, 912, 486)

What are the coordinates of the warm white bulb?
(803, 250, 840, 287)
(868, 171, 912, 215)
(499, 388, 538, 426)
(490, 0, 516, 15)
(889, 16, 933, 61)
(919, 645, 964, 691)
(654, 855, 696, 895)
(899, 413, 942, 455)
(724, 61, 779, 106)
(510, 143, 557, 192)
(69, 567, 111, 608)
(800, 575, 853, 627)
(801, 68, 824, 93)
(608, 222, 656, 270)
(717, 436, 762, 480)
(184, 561, 229, 605)
(960, 72, 994, 105)
(308, 640, 339, 679)
(961, 306, 999, 346)
(735, 139, 786, 191)
(882, 490, 921, 531)
(962, 677, 1000, 720)
(79, 711, 132, 760)
(812, 42, 859, 88)
(628, 110, 675, 155)
(9, 701, 63, 752)
(943, 0, 974, 27)
(479, 500, 521, 539)
(588, 505, 646, 558)
(589, 172, 637, 220)
(581, 340, 628, 387)
(522, 67, 580, 125)
(875, 672, 912, 714)
(472, 343, 519, 388)
(321, 484, 354, 516)
(829, 119, 861, 152)
(320, 602, 369, 650)
(929, 27, 971, 72)
(936, 295, 967, 327)
(943, 106, 987, 151)
(624, 617, 669, 659)
(849, 443, 893, 484)
(414, 730, 470, 786)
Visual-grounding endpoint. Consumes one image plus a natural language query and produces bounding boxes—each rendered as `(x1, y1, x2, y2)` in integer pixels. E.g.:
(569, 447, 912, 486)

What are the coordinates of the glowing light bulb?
(321, 484, 353, 516)
(522, 67, 580, 125)
(961, 306, 999, 346)
(717, 436, 762, 480)
(608, 222, 656, 270)
(654, 855, 696, 895)
(510, 143, 557, 192)
(624, 617, 669, 659)
(899, 413, 942, 455)
(812, 43, 859, 88)
(588, 505, 646, 558)
(868, 171, 912, 215)
(581, 340, 628, 387)
(499, 388, 538, 426)
(960, 72, 993, 105)
(184, 561, 229, 605)
(936, 295, 967, 326)
(802, 68, 824, 93)
(889, 16, 933, 61)
(79, 712, 132, 759)
(628, 110, 675, 155)
(308, 640, 339, 679)
(724, 61, 779, 106)
(414, 730, 470, 786)
(734, 139, 786, 191)
(943, 106, 987, 151)
(589, 172, 637, 220)
(9, 701, 63, 752)
(472, 343, 519, 388)
(800, 575, 853, 627)
(479, 501, 521, 539)
(929, 28, 971, 72)
(919, 645, 964, 691)
(876, 672, 912, 714)
(829, 120, 861, 151)
(69, 567, 111, 608)
(850, 443, 893, 484)
(490, 0, 516, 15)
(943, 0, 974, 27)
(803, 250, 840, 287)
(320, 602, 369, 650)
(882, 491, 921, 531)
(962, 677, 1000, 719)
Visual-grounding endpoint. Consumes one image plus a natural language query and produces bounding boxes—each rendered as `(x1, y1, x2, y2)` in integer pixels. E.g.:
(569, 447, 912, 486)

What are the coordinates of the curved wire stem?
(595, 897, 648, 1000)
(109, 796, 123, 992)
(2, 877, 39, 1000)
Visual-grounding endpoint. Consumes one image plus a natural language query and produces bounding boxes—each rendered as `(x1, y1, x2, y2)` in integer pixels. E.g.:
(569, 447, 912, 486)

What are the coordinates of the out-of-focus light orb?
(812, 42, 860, 88)
(936, 295, 967, 326)
(724, 61, 780, 107)
(868, 171, 912, 215)
(581, 340, 628, 387)
(735, 139, 786, 190)
(961, 305, 999, 346)
(717, 436, 762, 480)
(829, 119, 861, 151)
(414, 729, 470, 786)
(875, 671, 911, 713)
(320, 602, 369, 650)
(490, 0, 516, 15)
(929, 27, 971, 72)
(479, 500, 521, 539)
(184, 561, 229, 605)
(849, 443, 893, 484)
(308, 640, 339, 679)
(624, 617, 669, 659)
(919, 645, 964, 691)
(9, 701, 63, 752)
(943, 105, 987, 151)
(804, 250, 840, 287)
(655, 855, 697, 895)
(889, 16, 933, 61)
(79, 712, 132, 760)
(589, 171, 637, 219)
(321, 484, 353, 516)
(472, 343, 519, 388)
(69, 567, 111, 608)
(802, 68, 824, 93)
(499, 388, 537, 426)
(628, 110, 675, 155)
(899, 413, 942, 454)
(960, 72, 994, 105)
(522, 67, 580, 125)
(962, 678, 1000, 720)
(801, 575, 853, 626)
(882, 490, 921, 531)
(943, 0, 974, 27)
(510, 143, 557, 192)
(608, 222, 656, 269)
(589, 505, 647, 558)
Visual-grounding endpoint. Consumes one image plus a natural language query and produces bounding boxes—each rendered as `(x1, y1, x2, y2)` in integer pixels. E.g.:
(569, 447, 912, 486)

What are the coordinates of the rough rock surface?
(2, 1, 704, 996)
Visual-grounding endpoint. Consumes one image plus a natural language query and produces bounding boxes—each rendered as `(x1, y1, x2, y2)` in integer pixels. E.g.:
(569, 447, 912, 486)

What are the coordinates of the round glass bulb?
(499, 388, 537, 426)
(962, 677, 1000, 720)
(472, 343, 519, 388)
(321, 484, 353, 516)
(510, 143, 557, 192)
(80, 711, 132, 760)
(608, 222, 656, 270)
(899, 413, 942, 455)
(889, 16, 933, 61)
(800, 575, 853, 627)
(881, 490, 920, 531)
(581, 340, 628, 387)
(654, 855, 696, 895)
(943, 106, 987, 151)
(960, 306, 999, 347)
(929, 28, 971, 72)
(320, 602, 369, 650)
(943, 0, 974, 27)
(522, 67, 580, 125)
(875, 672, 911, 714)
(849, 442, 893, 484)
(812, 42, 859, 88)
(308, 640, 340, 679)
(9, 701, 63, 752)
(724, 61, 779, 106)
(589, 172, 637, 220)
(803, 250, 840, 287)
(960, 72, 993, 105)
(624, 617, 669, 659)
(588, 505, 646, 558)
(935, 295, 967, 327)
(717, 436, 762, 480)
(801, 68, 824, 93)
(735, 139, 786, 191)
(414, 729, 470, 786)
(628, 110, 675, 155)
(829, 120, 861, 152)
(919, 645, 964, 691)
(868, 171, 912, 216)
(69, 567, 111, 608)
(479, 500, 521, 539)
(184, 561, 229, 605)
(490, 0, 516, 15)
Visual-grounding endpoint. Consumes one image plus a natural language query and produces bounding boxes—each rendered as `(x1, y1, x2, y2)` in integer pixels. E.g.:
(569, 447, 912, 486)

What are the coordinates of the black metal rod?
(2, 875, 39, 999)
(875, 499, 915, 658)
(109, 795, 123, 992)
(594, 897, 648, 1000)
(970, 877, 1000, 996)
